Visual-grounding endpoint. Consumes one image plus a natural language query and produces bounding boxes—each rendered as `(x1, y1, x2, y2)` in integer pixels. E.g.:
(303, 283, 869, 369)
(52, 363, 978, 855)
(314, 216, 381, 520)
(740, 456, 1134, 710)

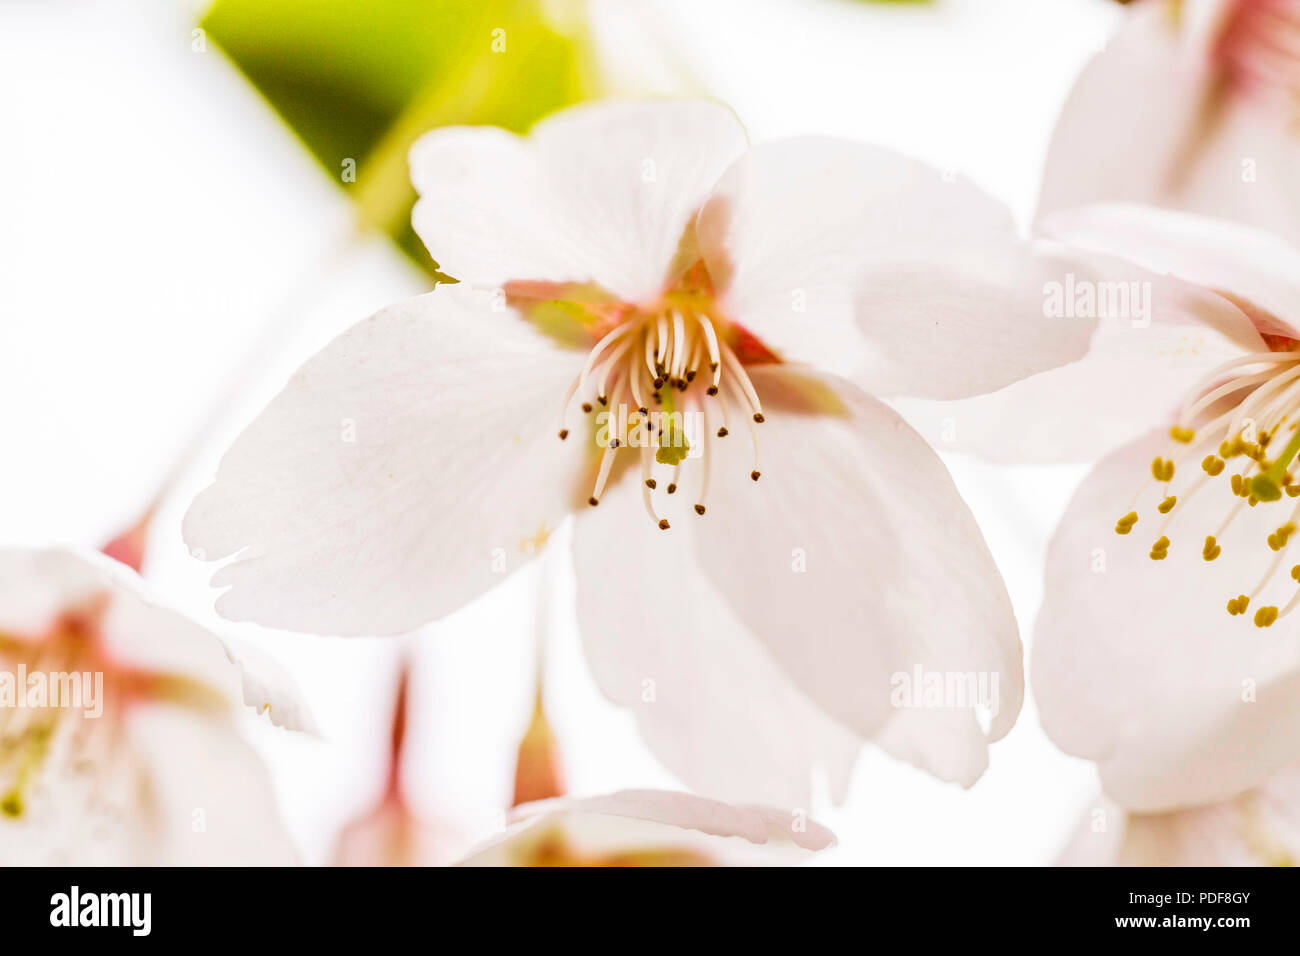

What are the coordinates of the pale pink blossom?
(0, 548, 308, 864)
(1039, 0, 1300, 245)
(456, 789, 834, 867)
(183, 100, 1090, 805)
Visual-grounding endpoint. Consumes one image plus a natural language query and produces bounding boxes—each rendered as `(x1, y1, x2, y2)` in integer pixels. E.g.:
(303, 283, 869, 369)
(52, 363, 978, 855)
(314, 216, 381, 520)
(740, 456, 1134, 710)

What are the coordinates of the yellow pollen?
(1255, 606, 1279, 627)
(1151, 457, 1175, 481)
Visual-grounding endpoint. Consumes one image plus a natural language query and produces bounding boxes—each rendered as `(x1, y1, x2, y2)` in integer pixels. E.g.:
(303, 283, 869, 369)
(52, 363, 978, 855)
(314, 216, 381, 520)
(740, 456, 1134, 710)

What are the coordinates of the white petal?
(694, 367, 1024, 784)
(411, 100, 748, 304)
(1034, 429, 1300, 810)
(1044, 203, 1300, 337)
(571, 469, 860, 809)
(220, 638, 317, 734)
(894, 271, 1265, 462)
(1062, 767, 1300, 866)
(1038, 1, 1300, 248)
(127, 705, 300, 864)
(183, 287, 587, 635)
(457, 789, 834, 866)
(697, 137, 1093, 398)
(0, 549, 286, 721)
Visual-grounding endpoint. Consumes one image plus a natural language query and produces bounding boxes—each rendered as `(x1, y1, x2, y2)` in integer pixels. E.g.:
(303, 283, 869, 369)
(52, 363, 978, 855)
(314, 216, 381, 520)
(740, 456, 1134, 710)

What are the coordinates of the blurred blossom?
(1039, 0, 1300, 245)
(0, 549, 308, 865)
(456, 789, 834, 867)
(181, 98, 1105, 806)
(334, 665, 469, 866)
(1061, 766, 1300, 865)
(977, 203, 1300, 810)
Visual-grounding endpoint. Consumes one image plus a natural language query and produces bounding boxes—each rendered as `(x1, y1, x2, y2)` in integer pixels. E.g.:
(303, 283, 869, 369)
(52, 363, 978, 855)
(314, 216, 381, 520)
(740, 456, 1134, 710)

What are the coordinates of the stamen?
(589, 440, 620, 505)
(696, 314, 721, 390)
(720, 339, 764, 422)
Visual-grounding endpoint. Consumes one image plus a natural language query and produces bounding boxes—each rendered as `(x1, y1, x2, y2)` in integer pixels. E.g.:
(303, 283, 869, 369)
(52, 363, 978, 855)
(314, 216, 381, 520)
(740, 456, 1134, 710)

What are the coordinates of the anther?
(1149, 536, 1170, 560)
(1202, 455, 1225, 476)
(657, 519, 670, 531)
(645, 478, 657, 490)
(1203, 535, 1221, 560)
(588, 497, 599, 507)
(558, 429, 569, 440)
(581, 403, 593, 414)
(1255, 606, 1280, 627)
(666, 483, 677, 495)
(1158, 496, 1177, 514)
(1115, 511, 1138, 535)
(1227, 594, 1251, 615)
(1170, 425, 1196, 443)
(706, 386, 719, 396)
(1151, 457, 1175, 481)
(694, 504, 706, 515)
(753, 413, 765, 424)
(751, 470, 761, 481)
(716, 427, 728, 437)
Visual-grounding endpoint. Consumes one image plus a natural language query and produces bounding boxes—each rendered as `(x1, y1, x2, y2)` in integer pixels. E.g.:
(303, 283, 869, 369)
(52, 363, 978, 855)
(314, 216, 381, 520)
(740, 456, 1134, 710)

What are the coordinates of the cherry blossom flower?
(456, 789, 833, 867)
(1039, 0, 1300, 245)
(1060, 765, 1300, 866)
(0, 547, 308, 864)
(183, 99, 1092, 806)
(995, 203, 1300, 810)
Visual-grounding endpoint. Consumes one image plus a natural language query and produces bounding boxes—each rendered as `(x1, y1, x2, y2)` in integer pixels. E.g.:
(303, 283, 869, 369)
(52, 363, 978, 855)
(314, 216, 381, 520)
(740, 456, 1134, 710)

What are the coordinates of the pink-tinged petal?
(183, 287, 587, 636)
(1038, 1, 1300, 247)
(693, 367, 1023, 785)
(457, 789, 834, 866)
(1044, 203, 1300, 338)
(411, 100, 747, 305)
(571, 472, 860, 809)
(697, 137, 1094, 398)
(895, 268, 1265, 463)
(1034, 428, 1300, 811)
(0, 548, 312, 727)
(127, 705, 300, 865)
(1061, 767, 1300, 866)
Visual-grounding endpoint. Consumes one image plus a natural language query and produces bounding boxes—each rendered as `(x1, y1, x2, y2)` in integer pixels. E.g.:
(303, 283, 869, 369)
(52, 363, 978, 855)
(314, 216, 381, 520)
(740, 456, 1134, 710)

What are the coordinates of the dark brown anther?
(753, 413, 765, 423)
(587, 496, 599, 507)
(666, 483, 677, 494)
(706, 386, 719, 396)
(716, 427, 728, 437)
(750, 470, 761, 481)
(657, 519, 670, 530)
(694, 504, 705, 515)
(558, 429, 569, 440)
(645, 478, 657, 490)
(581, 402, 593, 414)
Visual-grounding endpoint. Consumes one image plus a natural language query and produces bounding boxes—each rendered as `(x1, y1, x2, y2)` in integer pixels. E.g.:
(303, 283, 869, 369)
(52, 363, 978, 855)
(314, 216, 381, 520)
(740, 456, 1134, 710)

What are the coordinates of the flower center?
(1115, 347, 1300, 626)
(524, 266, 774, 530)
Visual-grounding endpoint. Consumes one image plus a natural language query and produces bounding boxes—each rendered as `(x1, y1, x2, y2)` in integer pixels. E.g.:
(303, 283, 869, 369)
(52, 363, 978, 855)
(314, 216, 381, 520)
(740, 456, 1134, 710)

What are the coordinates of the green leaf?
(201, 0, 596, 279)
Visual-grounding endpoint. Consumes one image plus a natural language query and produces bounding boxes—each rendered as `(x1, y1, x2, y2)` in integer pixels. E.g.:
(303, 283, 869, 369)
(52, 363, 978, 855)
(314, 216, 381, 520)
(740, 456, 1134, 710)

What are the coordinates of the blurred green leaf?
(201, 0, 596, 279)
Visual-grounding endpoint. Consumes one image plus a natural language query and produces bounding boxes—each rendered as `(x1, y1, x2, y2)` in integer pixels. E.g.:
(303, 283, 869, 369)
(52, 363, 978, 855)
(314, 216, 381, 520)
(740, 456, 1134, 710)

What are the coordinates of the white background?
(1, 0, 1120, 864)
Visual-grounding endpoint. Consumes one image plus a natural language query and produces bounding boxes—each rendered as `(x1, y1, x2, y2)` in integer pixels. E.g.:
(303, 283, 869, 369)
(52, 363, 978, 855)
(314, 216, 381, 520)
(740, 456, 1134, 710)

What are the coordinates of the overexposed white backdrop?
(1, 0, 1119, 864)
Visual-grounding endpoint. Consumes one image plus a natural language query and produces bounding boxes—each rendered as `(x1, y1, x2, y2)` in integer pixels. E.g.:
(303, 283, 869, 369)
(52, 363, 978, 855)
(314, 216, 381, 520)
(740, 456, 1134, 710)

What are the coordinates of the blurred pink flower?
(0, 548, 308, 864)
(984, 203, 1300, 810)
(1061, 765, 1300, 866)
(1039, 0, 1300, 245)
(183, 100, 1092, 805)
(456, 789, 834, 867)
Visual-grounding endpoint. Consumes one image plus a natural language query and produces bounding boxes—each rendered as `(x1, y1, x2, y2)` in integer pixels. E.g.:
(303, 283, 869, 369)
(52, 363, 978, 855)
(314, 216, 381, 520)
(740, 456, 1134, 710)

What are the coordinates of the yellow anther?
(1149, 535, 1170, 560)
(1227, 594, 1251, 615)
(1115, 511, 1138, 535)
(1288, 485, 1300, 498)
(1158, 496, 1177, 514)
(1202, 455, 1226, 476)
(1203, 536, 1221, 561)
(1151, 457, 1175, 481)
(1255, 606, 1279, 627)
(1270, 523, 1298, 551)
(1292, 564, 1300, 581)
(1221, 439, 1244, 459)
(1170, 425, 1196, 444)
(1232, 474, 1247, 496)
